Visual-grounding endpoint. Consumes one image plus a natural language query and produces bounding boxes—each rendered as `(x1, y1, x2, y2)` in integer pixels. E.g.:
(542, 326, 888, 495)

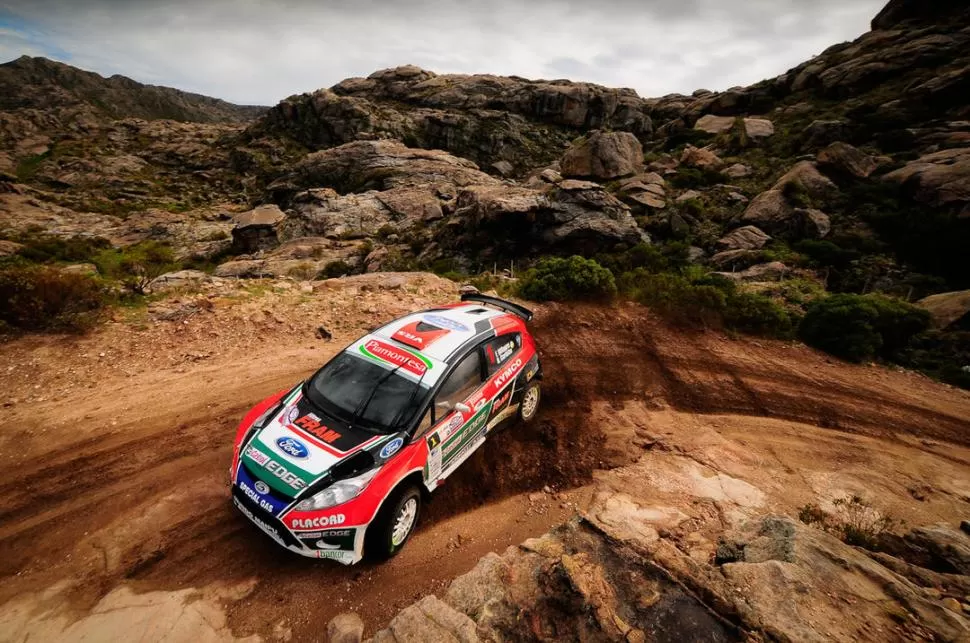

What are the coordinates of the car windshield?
(305, 351, 426, 433)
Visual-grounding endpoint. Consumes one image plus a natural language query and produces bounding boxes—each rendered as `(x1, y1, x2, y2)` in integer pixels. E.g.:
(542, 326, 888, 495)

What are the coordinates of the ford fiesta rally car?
(230, 293, 542, 564)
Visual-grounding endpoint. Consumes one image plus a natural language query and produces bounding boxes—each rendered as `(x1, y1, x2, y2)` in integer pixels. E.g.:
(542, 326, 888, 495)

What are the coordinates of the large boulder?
(680, 144, 723, 169)
(694, 114, 734, 135)
(370, 596, 478, 643)
(231, 204, 286, 253)
(744, 118, 775, 139)
(917, 290, 970, 329)
(715, 225, 771, 252)
(884, 147, 970, 208)
(274, 140, 498, 199)
(716, 261, 789, 282)
(453, 181, 645, 252)
(817, 142, 877, 179)
(560, 130, 644, 180)
(741, 162, 837, 237)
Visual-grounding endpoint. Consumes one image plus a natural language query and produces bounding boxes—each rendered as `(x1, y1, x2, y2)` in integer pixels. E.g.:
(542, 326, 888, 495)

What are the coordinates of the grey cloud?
(1, 0, 887, 105)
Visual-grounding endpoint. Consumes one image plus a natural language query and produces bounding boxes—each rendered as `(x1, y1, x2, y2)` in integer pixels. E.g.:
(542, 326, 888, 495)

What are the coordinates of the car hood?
(238, 386, 399, 499)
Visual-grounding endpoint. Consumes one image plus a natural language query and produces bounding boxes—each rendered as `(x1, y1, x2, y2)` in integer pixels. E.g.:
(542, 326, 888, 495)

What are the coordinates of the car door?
(419, 347, 488, 487)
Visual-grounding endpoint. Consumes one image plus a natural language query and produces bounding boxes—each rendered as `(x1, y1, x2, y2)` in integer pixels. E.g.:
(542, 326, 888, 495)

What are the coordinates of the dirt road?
(1, 275, 968, 641)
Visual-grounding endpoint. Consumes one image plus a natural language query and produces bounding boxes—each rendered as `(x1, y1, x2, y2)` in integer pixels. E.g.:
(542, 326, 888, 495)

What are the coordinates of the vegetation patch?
(798, 293, 931, 362)
(516, 256, 616, 302)
(0, 265, 107, 332)
(798, 495, 898, 550)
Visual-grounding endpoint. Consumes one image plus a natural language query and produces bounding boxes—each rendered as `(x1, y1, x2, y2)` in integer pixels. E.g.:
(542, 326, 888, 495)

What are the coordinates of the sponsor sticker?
(359, 339, 432, 376)
(254, 480, 270, 495)
(427, 433, 441, 450)
(233, 497, 285, 546)
(290, 514, 347, 529)
(495, 340, 515, 363)
(276, 436, 309, 459)
(422, 314, 470, 333)
(493, 357, 523, 388)
(245, 446, 270, 466)
(379, 437, 404, 459)
(282, 405, 299, 425)
(293, 415, 342, 444)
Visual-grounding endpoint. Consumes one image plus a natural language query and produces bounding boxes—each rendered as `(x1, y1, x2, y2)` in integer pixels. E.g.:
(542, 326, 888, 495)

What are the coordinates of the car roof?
(372, 303, 511, 363)
(341, 303, 525, 388)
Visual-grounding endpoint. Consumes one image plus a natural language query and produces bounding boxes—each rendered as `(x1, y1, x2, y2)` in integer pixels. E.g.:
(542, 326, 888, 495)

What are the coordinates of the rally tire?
(518, 381, 541, 423)
(365, 484, 421, 561)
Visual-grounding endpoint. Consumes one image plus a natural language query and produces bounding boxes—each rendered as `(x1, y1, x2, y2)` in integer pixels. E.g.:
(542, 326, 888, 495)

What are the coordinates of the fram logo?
(360, 339, 432, 376)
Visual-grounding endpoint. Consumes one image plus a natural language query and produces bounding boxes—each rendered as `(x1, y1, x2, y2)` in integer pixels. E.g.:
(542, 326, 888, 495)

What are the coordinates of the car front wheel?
(518, 381, 541, 423)
(365, 484, 421, 561)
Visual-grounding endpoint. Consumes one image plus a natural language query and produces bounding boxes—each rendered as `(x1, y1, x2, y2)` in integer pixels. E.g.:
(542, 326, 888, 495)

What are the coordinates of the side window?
(434, 350, 484, 419)
(483, 333, 521, 375)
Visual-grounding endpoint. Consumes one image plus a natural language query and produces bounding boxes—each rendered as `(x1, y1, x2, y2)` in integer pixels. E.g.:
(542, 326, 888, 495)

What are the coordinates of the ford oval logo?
(276, 436, 309, 459)
(380, 437, 404, 459)
(254, 480, 270, 494)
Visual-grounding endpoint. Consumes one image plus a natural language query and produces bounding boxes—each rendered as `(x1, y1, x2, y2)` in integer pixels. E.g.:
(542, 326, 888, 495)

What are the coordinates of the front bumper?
(231, 484, 365, 565)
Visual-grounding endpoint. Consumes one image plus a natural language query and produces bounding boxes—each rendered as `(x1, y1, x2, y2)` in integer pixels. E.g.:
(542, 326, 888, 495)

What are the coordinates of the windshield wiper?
(349, 363, 406, 432)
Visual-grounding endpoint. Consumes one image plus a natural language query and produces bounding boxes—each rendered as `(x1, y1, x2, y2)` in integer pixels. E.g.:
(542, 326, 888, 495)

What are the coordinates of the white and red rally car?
(229, 293, 542, 563)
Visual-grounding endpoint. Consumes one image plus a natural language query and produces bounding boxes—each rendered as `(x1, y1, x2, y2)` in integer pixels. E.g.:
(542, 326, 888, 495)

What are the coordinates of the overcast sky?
(1, 0, 887, 106)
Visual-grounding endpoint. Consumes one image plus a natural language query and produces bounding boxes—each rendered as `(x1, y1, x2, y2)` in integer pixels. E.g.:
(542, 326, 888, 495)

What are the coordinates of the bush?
(15, 234, 112, 264)
(798, 293, 931, 362)
(517, 256, 616, 302)
(620, 270, 726, 328)
(92, 241, 179, 294)
(0, 265, 107, 332)
(724, 292, 796, 338)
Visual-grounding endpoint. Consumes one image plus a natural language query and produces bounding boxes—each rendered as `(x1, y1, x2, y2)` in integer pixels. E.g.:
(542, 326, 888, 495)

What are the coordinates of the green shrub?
(620, 270, 726, 328)
(517, 256, 616, 302)
(596, 242, 692, 275)
(798, 293, 931, 362)
(724, 292, 796, 338)
(0, 265, 107, 332)
(15, 234, 112, 264)
(93, 241, 179, 294)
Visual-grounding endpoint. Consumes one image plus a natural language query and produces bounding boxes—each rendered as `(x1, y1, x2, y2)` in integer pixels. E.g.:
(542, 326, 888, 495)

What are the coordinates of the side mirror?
(454, 402, 472, 414)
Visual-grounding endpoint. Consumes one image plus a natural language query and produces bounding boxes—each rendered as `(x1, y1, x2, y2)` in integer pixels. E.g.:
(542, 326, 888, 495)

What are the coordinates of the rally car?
(229, 293, 542, 564)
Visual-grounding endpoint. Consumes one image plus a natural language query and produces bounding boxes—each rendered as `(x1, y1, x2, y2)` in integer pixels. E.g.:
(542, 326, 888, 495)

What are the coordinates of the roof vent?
(465, 308, 489, 315)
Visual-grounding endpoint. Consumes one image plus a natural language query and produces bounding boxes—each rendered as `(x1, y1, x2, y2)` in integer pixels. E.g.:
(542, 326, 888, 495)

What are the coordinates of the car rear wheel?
(365, 484, 421, 561)
(518, 381, 541, 423)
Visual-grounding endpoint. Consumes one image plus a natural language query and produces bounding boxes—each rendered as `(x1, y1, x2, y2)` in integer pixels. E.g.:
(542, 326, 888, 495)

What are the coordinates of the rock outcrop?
(249, 66, 653, 173)
(560, 130, 644, 180)
(917, 290, 970, 329)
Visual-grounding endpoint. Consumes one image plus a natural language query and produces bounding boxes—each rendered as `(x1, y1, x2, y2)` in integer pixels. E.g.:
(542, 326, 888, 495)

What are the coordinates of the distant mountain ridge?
(0, 55, 265, 124)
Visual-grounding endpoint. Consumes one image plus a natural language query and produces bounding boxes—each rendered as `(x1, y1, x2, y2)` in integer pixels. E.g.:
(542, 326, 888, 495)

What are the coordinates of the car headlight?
(294, 468, 380, 511)
(252, 401, 282, 430)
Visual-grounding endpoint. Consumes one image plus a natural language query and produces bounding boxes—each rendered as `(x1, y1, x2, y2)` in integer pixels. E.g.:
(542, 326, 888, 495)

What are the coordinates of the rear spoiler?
(460, 293, 534, 322)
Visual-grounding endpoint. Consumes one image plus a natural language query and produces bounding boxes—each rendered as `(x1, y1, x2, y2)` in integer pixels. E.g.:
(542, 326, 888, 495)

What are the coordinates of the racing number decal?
(425, 433, 443, 483)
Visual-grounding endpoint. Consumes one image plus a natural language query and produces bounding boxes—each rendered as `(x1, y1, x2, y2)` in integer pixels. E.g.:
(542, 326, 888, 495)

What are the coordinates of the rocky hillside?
(1, 0, 968, 385)
(0, 56, 265, 123)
